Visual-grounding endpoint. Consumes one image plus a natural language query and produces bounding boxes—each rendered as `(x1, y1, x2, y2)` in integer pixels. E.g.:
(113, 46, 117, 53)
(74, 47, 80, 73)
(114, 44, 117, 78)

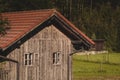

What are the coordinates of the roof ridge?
(0, 9, 95, 50)
(2, 9, 55, 15)
(55, 11, 95, 45)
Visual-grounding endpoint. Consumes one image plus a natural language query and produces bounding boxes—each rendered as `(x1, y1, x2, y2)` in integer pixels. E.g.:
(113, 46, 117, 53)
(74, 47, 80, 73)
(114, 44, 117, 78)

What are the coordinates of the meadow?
(72, 53, 120, 80)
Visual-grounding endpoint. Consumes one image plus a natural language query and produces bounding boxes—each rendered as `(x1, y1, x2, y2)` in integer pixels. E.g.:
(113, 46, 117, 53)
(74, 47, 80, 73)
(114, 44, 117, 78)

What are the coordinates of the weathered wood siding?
(5, 25, 72, 80)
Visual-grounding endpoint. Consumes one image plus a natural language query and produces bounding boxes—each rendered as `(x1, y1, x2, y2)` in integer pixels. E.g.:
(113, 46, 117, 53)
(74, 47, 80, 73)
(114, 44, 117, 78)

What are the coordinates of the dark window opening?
(53, 52, 60, 64)
(24, 53, 32, 66)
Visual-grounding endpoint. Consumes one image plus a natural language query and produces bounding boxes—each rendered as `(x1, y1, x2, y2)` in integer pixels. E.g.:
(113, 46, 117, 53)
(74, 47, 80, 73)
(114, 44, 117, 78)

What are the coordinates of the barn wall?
(5, 25, 72, 80)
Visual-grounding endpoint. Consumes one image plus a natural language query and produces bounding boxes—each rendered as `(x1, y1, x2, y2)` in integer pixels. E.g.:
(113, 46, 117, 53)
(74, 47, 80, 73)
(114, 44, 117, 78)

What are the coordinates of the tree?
(0, 0, 120, 52)
(114, 6, 120, 52)
(0, 0, 53, 12)
(0, 15, 9, 35)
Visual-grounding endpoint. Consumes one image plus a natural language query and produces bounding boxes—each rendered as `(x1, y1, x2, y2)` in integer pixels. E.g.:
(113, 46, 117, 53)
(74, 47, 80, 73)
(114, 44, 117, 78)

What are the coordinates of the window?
(35, 54, 39, 65)
(24, 53, 32, 66)
(53, 52, 60, 64)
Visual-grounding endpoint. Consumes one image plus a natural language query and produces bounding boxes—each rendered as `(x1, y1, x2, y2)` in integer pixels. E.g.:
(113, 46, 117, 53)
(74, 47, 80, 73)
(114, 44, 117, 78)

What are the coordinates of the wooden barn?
(0, 9, 95, 80)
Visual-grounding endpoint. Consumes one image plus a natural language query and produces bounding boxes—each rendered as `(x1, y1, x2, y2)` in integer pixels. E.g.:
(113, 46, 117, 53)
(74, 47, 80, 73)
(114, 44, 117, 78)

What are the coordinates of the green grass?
(72, 53, 120, 80)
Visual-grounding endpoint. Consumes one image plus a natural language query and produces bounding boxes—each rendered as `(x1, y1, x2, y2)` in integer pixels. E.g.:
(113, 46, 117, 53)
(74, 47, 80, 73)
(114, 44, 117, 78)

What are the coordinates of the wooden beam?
(71, 40, 83, 44)
(0, 55, 18, 63)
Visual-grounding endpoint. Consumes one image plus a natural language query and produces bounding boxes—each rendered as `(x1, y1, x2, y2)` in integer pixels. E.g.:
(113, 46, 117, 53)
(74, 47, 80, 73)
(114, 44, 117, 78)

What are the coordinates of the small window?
(35, 54, 39, 65)
(24, 53, 32, 66)
(53, 52, 60, 64)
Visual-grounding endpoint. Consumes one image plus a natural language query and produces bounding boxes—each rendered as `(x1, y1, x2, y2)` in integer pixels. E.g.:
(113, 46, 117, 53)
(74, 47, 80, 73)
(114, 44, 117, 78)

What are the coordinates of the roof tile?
(0, 9, 54, 49)
(0, 9, 95, 49)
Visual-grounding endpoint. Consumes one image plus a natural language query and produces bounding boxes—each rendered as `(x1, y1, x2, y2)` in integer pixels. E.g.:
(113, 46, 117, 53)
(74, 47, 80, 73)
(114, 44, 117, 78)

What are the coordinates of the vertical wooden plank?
(39, 40, 42, 80)
(3, 24, 73, 80)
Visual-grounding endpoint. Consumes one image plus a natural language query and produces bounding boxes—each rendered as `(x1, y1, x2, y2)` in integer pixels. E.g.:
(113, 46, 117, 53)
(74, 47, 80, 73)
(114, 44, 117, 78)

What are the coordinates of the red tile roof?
(0, 9, 95, 49)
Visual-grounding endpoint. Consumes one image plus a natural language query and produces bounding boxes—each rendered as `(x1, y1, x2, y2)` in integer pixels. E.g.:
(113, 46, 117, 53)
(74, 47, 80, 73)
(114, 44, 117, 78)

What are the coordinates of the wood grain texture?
(2, 25, 72, 80)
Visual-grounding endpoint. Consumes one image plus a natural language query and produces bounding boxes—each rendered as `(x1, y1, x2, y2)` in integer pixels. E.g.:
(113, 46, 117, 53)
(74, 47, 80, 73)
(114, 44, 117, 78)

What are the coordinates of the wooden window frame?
(24, 53, 33, 66)
(34, 53, 39, 66)
(53, 52, 61, 65)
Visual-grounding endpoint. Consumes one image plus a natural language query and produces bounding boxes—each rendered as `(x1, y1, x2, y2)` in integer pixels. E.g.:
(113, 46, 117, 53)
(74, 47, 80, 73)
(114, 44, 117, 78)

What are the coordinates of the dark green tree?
(114, 6, 120, 52)
(0, 0, 120, 52)
(0, 0, 53, 12)
(0, 15, 9, 35)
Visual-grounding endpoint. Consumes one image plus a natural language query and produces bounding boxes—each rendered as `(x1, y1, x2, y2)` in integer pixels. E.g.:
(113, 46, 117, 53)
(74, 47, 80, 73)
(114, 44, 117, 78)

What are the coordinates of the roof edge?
(54, 11, 95, 46)
(1, 9, 55, 50)
(1, 9, 55, 14)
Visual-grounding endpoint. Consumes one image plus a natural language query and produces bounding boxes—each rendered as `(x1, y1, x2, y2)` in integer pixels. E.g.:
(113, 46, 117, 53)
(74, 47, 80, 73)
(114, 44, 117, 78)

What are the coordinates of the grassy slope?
(72, 53, 120, 79)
